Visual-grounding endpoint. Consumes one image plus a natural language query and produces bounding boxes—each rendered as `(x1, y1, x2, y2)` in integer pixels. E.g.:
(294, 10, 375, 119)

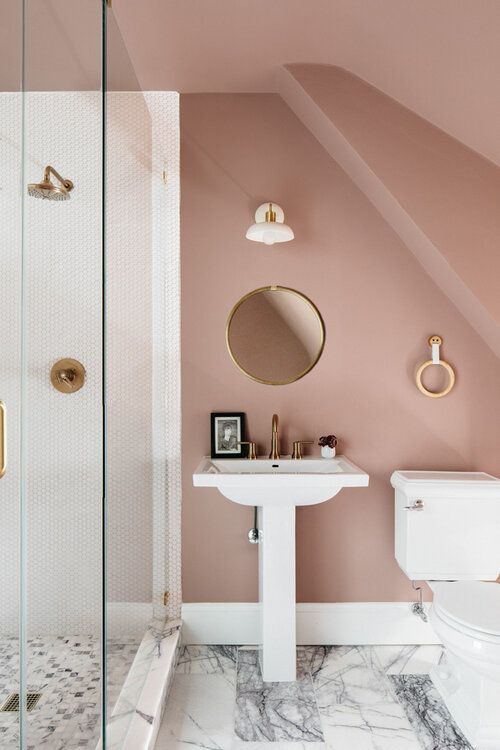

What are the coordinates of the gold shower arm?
(44, 165, 73, 191)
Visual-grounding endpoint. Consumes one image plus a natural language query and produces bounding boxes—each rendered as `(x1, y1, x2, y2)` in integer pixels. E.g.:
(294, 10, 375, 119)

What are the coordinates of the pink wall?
(181, 93, 500, 603)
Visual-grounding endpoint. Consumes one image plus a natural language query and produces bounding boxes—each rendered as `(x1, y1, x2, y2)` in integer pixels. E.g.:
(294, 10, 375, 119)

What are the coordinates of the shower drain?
(0, 692, 42, 712)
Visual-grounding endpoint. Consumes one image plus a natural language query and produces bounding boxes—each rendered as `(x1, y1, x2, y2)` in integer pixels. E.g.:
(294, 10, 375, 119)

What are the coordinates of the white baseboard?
(181, 602, 440, 645)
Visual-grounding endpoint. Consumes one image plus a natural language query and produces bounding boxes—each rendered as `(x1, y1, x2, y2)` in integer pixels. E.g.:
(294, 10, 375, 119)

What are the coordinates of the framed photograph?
(211, 412, 246, 459)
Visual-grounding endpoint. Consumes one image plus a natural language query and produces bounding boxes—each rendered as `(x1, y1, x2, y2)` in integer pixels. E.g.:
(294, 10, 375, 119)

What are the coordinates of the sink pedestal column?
(258, 505, 296, 682)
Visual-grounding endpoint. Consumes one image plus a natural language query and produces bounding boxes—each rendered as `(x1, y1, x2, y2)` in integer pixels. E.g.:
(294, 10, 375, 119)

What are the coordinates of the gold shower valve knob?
(50, 359, 86, 393)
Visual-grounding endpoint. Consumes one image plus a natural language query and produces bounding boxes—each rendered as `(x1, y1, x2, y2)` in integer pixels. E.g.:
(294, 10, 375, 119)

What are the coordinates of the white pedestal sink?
(193, 455, 369, 681)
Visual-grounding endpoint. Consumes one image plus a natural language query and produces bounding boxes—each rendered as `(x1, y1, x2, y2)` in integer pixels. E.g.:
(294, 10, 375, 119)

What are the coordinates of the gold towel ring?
(415, 335, 455, 398)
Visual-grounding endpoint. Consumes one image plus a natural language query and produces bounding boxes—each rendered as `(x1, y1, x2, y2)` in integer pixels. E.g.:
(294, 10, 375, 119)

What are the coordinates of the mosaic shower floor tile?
(0, 635, 139, 749)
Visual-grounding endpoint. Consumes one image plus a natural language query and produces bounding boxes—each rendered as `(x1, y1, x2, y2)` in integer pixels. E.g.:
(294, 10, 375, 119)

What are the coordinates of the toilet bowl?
(391, 470, 500, 750)
(431, 582, 500, 680)
(429, 582, 500, 749)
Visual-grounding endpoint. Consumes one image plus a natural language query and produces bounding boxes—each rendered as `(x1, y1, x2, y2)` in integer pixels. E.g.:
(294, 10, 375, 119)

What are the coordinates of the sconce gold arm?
(0, 401, 6, 478)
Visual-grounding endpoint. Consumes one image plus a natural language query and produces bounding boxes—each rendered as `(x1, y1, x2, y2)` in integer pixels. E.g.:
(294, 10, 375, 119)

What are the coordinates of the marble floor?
(0, 635, 139, 749)
(156, 644, 474, 750)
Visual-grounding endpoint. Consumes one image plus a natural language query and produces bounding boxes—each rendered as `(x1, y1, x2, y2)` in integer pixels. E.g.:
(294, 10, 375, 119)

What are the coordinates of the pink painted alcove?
(181, 93, 500, 604)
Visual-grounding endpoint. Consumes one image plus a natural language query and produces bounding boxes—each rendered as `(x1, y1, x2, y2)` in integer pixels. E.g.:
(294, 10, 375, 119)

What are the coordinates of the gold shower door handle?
(0, 401, 6, 478)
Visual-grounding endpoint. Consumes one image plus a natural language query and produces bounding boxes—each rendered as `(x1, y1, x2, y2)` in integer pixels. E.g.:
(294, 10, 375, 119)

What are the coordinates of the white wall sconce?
(245, 202, 294, 245)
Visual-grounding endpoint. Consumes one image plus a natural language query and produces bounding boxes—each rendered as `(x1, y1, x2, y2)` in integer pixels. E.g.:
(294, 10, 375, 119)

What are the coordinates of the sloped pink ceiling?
(0, 0, 141, 92)
(3, 1, 499, 167)
(0, 0, 102, 91)
(279, 64, 500, 356)
(112, 0, 500, 166)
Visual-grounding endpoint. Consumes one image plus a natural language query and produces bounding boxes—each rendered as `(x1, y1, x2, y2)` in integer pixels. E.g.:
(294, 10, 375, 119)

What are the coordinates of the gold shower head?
(28, 165, 74, 201)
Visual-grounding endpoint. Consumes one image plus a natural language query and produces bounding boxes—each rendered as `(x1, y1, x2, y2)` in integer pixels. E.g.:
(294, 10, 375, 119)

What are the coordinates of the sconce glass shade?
(246, 202, 295, 245)
(246, 221, 294, 245)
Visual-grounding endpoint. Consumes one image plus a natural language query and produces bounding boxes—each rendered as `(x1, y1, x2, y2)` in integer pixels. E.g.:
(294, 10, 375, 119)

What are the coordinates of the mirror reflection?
(226, 286, 325, 385)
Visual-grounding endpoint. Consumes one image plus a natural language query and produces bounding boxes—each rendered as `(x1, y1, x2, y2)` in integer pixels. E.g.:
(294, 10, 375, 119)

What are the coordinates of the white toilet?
(391, 470, 500, 750)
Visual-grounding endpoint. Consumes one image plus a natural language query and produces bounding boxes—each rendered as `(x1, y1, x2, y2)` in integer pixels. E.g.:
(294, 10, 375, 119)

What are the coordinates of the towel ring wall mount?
(415, 335, 455, 398)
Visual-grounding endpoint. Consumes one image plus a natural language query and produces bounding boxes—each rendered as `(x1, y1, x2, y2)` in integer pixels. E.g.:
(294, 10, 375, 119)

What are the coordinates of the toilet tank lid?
(391, 470, 500, 498)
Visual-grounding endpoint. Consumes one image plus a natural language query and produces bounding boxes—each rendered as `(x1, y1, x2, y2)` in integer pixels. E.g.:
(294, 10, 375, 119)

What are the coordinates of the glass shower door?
(0, 3, 169, 745)
(23, 1, 105, 747)
(0, 3, 23, 746)
(0, 1, 106, 748)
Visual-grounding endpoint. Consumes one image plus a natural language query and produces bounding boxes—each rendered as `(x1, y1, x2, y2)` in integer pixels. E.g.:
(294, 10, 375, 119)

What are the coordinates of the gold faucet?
(292, 440, 314, 460)
(269, 413, 280, 460)
(237, 441, 257, 460)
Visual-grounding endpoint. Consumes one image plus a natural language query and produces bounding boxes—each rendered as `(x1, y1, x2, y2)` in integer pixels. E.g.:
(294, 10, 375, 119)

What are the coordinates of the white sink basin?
(193, 455, 369, 506)
(193, 452, 369, 682)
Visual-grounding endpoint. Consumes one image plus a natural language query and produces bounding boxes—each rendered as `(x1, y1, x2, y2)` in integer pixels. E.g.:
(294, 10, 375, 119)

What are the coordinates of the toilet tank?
(391, 470, 500, 581)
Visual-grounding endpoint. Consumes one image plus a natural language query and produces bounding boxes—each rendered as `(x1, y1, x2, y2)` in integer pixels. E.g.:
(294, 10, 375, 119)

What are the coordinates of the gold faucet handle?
(292, 440, 314, 460)
(238, 441, 257, 460)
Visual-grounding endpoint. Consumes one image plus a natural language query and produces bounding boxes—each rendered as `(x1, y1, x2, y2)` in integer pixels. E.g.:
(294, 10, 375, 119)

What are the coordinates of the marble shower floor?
(156, 644, 473, 750)
(0, 635, 139, 750)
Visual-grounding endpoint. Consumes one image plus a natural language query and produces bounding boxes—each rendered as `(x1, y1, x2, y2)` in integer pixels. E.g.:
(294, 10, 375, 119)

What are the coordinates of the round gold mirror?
(226, 286, 325, 385)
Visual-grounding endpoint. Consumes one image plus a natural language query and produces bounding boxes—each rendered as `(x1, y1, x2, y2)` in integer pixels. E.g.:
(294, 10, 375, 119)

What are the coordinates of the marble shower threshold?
(102, 619, 181, 750)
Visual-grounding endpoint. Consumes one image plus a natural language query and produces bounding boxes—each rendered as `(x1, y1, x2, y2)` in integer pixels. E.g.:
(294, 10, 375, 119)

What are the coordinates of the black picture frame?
(210, 412, 247, 459)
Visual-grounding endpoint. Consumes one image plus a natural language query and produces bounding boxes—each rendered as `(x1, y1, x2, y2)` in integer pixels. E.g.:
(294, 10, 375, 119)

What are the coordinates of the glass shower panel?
(103, 9, 157, 742)
(0, 1, 23, 747)
(103, 7, 182, 740)
(22, 1, 105, 748)
(0, 2, 165, 746)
